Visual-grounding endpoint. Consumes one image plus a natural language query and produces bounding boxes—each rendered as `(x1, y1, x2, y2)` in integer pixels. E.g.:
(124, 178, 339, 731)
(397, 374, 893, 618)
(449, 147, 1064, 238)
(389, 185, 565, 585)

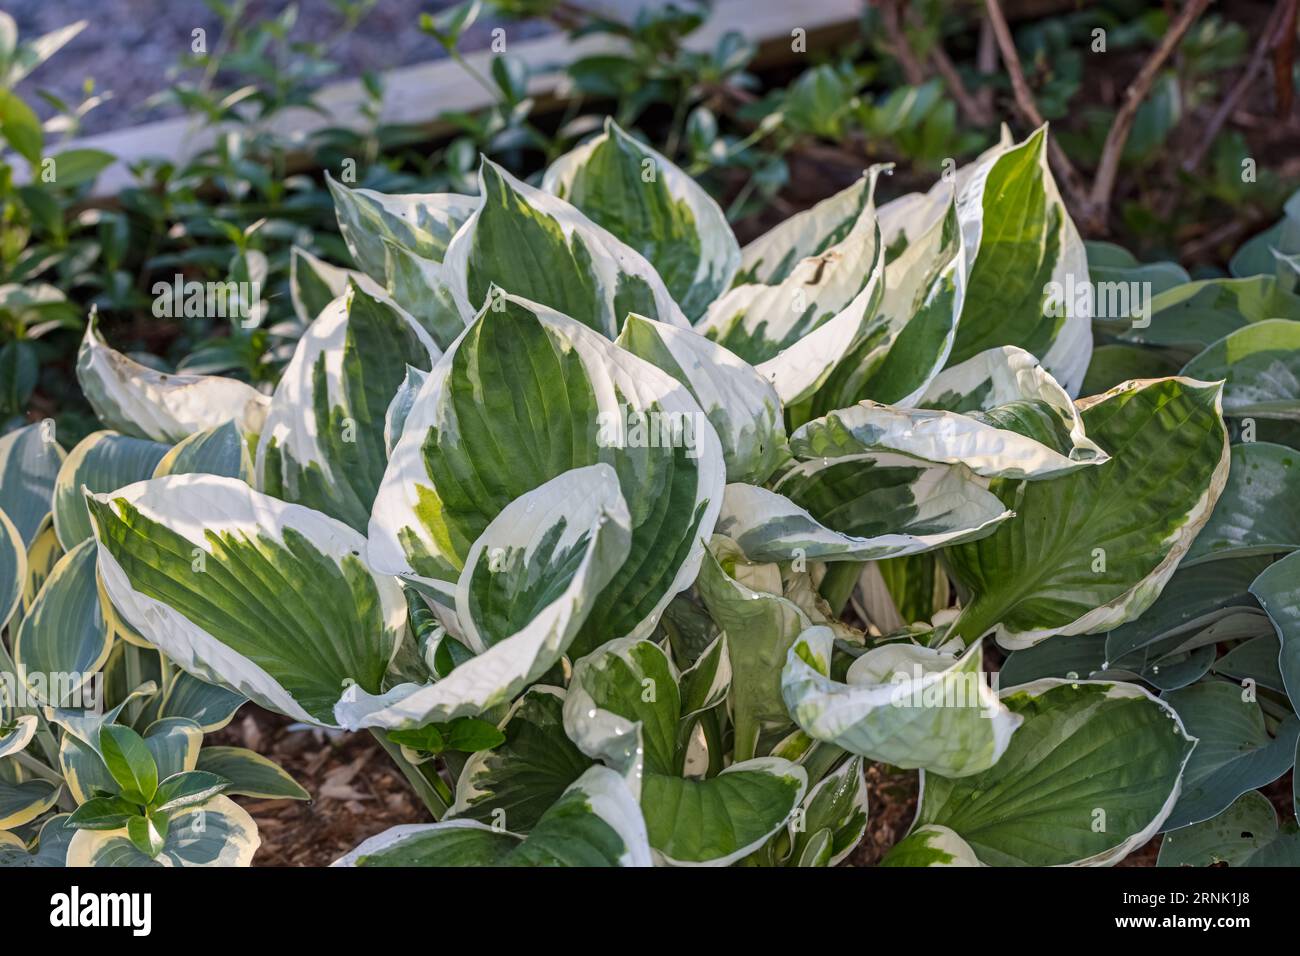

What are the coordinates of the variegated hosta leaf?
(782, 626, 1020, 777)
(943, 126, 1092, 395)
(0, 508, 24, 630)
(367, 293, 723, 652)
(1181, 318, 1300, 420)
(86, 474, 406, 727)
(336, 464, 632, 730)
(791, 346, 1107, 479)
(76, 315, 269, 444)
(13, 539, 111, 707)
(734, 168, 874, 286)
(1160, 680, 1300, 830)
(451, 686, 594, 832)
(1187, 442, 1300, 563)
(22, 517, 61, 614)
(66, 795, 259, 867)
(383, 364, 427, 456)
(158, 670, 247, 732)
(616, 314, 786, 484)
(0, 778, 60, 830)
(1251, 550, 1300, 709)
(880, 823, 982, 867)
(289, 245, 382, 325)
(715, 455, 1011, 565)
(0, 716, 37, 760)
(544, 118, 740, 321)
(257, 281, 438, 532)
(699, 166, 887, 368)
(946, 378, 1230, 648)
(790, 196, 966, 418)
(0, 422, 65, 546)
(563, 635, 807, 866)
(442, 159, 688, 336)
(153, 420, 253, 482)
(0, 814, 75, 867)
(695, 536, 809, 759)
(196, 747, 309, 800)
(381, 238, 468, 351)
(786, 754, 869, 867)
(334, 765, 652, 867)
(325, 172, 477, 279)
(59, 715, 202, 805)
(53, 431, 171, 551)
(912, 680, 1195, 866)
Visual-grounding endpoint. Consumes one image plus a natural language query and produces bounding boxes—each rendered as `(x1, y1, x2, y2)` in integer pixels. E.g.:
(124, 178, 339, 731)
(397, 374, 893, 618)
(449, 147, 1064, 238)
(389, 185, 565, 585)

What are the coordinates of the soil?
(212, 706, 427, 867)
(224, 704, 1298, 867)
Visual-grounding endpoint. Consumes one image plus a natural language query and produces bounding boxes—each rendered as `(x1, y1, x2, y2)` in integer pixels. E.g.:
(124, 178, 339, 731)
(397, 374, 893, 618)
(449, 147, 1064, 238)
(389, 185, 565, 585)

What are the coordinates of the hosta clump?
(39, 114, 1300, 867)
(0, 421, 309, 867)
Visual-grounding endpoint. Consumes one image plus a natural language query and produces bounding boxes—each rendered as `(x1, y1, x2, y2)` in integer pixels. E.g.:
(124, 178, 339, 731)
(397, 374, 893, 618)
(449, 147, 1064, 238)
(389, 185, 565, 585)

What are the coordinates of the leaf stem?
(818, 561, 863, 617)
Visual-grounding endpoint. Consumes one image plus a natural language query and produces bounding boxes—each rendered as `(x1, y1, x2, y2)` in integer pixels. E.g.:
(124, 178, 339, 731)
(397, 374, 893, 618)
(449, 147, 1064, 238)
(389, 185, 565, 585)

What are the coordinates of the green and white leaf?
(716, 456, 1011, 565)
(880, 823, 982, 867)
(367, 293, 722, 651)
(66, 795, 259, 867)
(53, 431, 170, 550)
(257, 281, 438, 532)
(337, 464, 632, 729)
(87, 474, 406, 727)
(786, 196, 966, 418)
(326, 172, 476, 278)
(0, 778, 61, 830)
(946, 377, 1230, 648)
(699, 166, 887, 367)
(153, 420, 253, 482)
(786, 754, 868, 867)
(913, 680, 1195, 865)
(615, 313, 786, 484)
(158, 670, 246, 732)
(791, 346, 1107, 479)
(13, 539, 111, 707)
(0, 507, 24, 630)
(451, 686, 594, 832)
(335, 765, 651, 867)
(943, 126, 1092, 395)
(0, 422, 65, 546)
(288, 245, 382, 326)
(76, 315, 269, 443)
(563, 634, 807, 865)
(442, 159, 688, 335)
(695, 537, 809, 759)
(783, 626, 1020, 777)
(196, 747, 309, 800)
(544, 118, 740, 321)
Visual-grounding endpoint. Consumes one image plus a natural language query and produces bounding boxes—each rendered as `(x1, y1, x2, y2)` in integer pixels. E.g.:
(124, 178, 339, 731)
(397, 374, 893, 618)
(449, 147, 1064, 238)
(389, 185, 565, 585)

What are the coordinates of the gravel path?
(9, 0, 551, 136)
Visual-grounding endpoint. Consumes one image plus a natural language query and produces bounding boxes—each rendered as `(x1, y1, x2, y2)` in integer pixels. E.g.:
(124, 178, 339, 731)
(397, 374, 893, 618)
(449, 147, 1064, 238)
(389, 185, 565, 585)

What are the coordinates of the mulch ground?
(222, 704, 1300, 867)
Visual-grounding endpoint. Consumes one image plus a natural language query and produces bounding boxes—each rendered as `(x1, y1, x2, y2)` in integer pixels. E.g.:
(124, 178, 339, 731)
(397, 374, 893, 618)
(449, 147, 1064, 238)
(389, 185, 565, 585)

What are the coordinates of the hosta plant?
(0, 419, 310, 867)
(13, 115, 1298, 867)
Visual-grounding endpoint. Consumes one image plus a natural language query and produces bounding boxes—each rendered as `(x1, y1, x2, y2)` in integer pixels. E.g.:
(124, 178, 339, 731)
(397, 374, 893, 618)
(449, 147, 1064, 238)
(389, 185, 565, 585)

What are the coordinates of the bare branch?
(982, 0, 1092, 221)
(878, 1, 929, 86)
(909, 5, 993, 126)
(1088, 0, 1212, 214)
(1181, 0, 1289, 173)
